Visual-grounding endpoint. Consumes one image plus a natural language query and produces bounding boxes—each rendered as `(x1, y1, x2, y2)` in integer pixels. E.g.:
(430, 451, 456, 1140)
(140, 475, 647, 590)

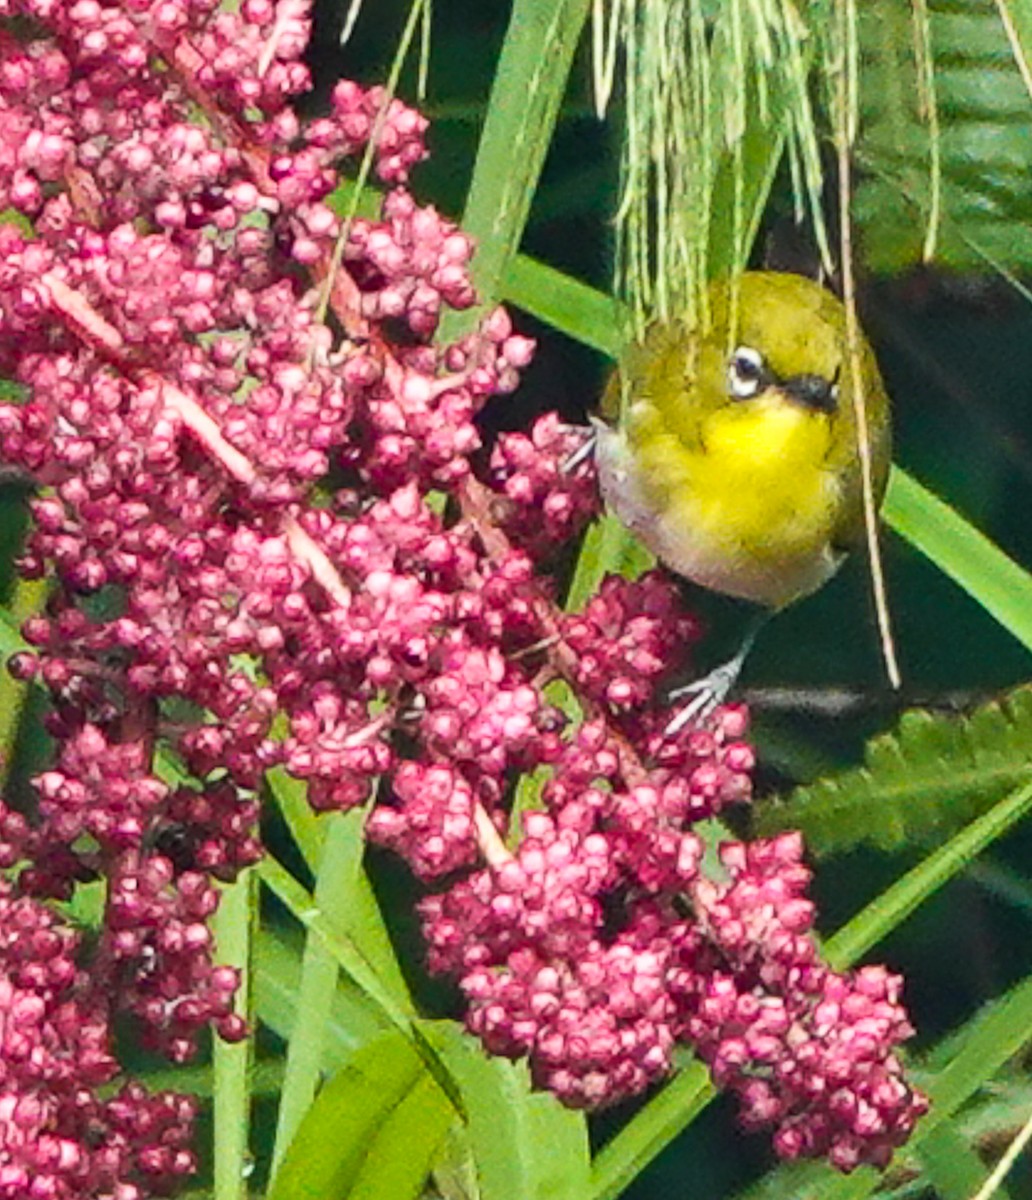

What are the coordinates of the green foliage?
(856, 0, 1032, 273)
(212, 871, 255, 1200)
(754, 684, 1032, 856)
(420, 1021, 592, 1200)
(268, 809, 411, 1178)
(437, 0, 594, 339)
(265, 1018, 591, 1200)
(884, 469, 1032, 655)
(267, 1028, 455, 1200)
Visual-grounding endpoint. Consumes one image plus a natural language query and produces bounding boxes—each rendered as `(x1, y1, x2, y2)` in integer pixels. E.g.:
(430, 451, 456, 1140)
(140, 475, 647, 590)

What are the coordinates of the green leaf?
(254, 927, 389, 1066)
(421, 1020, 591, 1200)
(925, 973, 1032, 1138)
(257, 857, 474, 1120)
(825, 775, 1032, 969)
(856, 0, 1032, 274)
(999, 0, 1032, 90)
(0, 576, 46, 788)
(590, 1060, 714, 1200)
(266, 765, 326, 875)
(256, 856, 416, 1036)
(564, 513, 654, 616)
(267, 1028, 455, 1200)
(270, 809, 412, 1177)
(502, 255, 622, 357)
(344, 1071, 455, 1200)
(0, 604, 27, 658)
(884, 468, 1032, 655)
(212, 869, 257, 1200)
(438, 0, 593, 341)
(753, 684, 1032, 857)
(916, 1122, 1012, 1200)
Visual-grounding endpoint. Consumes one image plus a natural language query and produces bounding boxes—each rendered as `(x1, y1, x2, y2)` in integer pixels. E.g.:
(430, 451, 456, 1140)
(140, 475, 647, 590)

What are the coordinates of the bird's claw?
(561, 427, 596, 474)
(664, 660, 742, 735)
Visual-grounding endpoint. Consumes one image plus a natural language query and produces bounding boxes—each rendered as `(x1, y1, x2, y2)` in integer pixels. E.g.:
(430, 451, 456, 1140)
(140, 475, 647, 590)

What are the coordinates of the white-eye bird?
(592, 271, 892, 726)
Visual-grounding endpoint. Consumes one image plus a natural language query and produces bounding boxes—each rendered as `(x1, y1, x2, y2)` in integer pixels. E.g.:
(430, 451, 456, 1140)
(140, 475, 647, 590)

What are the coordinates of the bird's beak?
(781, 373, 836, 413)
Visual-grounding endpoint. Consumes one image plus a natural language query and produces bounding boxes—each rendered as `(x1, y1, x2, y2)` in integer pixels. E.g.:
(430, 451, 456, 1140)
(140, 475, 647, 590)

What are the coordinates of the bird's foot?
(664, 658, 744, 735)
(561, 425, 596, 473)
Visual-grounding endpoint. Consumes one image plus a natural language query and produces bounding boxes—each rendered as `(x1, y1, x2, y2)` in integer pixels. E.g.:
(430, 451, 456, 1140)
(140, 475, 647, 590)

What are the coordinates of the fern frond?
(753, 684, 1032, 855)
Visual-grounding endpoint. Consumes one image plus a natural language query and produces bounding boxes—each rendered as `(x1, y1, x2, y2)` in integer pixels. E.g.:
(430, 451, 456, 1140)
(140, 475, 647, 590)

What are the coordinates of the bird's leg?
(665, 610, 771, 734)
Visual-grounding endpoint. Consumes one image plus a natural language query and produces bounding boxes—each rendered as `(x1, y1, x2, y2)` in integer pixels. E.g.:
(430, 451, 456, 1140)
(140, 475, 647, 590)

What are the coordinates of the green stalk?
(212, 869, 257, 1200)
(0, 576, 46, 787)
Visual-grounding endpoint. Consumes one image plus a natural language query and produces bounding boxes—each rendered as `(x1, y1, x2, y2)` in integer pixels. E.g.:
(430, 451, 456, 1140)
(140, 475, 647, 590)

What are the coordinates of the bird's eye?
(727, 345, 766, 399)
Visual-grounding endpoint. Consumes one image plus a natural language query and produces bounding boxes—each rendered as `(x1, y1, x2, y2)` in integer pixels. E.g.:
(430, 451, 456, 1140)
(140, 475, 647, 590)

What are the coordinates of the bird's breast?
(595, 400, 843, 608)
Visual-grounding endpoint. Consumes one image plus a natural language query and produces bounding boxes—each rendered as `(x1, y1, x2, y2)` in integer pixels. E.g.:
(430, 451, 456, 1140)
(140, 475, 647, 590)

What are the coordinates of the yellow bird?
(592, 271, 892, 723)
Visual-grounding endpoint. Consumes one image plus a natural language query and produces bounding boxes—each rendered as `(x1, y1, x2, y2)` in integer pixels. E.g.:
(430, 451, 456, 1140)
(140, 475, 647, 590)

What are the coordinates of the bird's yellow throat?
(602, 392, 840, 609)
(697, 392, 835, 546)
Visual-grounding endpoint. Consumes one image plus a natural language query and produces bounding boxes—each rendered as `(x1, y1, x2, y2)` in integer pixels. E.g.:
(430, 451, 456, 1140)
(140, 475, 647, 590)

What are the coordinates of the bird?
(590, 271, 892, 729)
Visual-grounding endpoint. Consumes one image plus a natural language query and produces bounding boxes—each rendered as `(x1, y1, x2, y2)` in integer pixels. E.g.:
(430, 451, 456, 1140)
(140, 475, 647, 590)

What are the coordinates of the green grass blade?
(917, 1122, 1012, 1200)
(437, 0, 592, 341)
(825, 776, 1032, 968)
(266, 765, 325, 874)
(257, 855, 415, 1034)
(589, 1061, 714, 1200)
(345, 1070, 455, 1200)
(423, 1020, 591, 1200)
(212, 868, 256, 1200)
(267, 1028, 454, 1200)
(270, 809, 406, 1176)
(994, 0, 1032, 102)
(884, 468, 1032, 654)
(501, 254, 621, 356)
(0, 577, 46, 787)
(254, 928, 389, 1065)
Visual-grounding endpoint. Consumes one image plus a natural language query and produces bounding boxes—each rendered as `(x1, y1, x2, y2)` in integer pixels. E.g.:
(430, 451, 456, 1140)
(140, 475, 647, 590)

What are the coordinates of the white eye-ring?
(727, 345, 765, 399)
(829, 368, 841, 406)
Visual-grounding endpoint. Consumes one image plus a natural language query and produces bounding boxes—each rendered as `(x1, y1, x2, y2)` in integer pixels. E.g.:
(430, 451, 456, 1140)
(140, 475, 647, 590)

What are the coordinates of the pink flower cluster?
(489, 412, 600, 556)
(0, 0, 925, 1187)
(0, 881, 197, 1199)
(418, 727, 927, 1160)
(677, 836, 926, 1170)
